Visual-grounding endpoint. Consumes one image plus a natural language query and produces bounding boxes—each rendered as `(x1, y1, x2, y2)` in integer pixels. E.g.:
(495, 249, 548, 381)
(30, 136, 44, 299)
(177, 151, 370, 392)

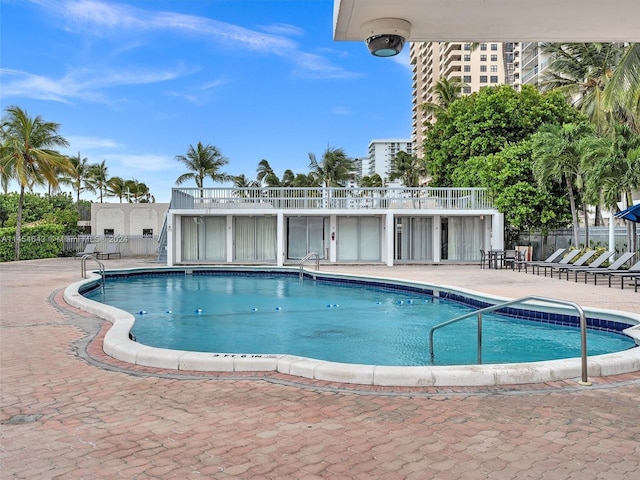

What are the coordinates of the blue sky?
(1, 0, 413, 202)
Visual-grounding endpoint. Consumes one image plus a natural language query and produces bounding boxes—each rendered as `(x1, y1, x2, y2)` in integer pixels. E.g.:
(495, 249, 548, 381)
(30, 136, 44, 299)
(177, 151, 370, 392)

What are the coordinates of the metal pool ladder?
(81, 254, 106, 291)
(428, 295, 591, 386)
(299, 252, 320, 280)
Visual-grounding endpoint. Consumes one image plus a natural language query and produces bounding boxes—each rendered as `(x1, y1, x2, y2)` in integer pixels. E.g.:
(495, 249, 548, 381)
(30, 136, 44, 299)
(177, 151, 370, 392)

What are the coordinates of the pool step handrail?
(299, 252, 320, 280)
(81, 254, 105, 291)
(428, 295, 590, 386)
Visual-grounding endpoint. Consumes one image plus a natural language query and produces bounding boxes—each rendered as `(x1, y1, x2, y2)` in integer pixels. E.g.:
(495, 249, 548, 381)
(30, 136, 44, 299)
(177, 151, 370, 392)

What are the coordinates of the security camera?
(360, 18, 411, 57)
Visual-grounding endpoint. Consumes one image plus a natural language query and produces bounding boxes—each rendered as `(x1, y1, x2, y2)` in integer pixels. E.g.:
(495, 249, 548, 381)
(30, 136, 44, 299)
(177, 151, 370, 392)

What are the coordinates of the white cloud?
(331, 106, 353, 115)
(0, 65, 192, 104)
(259, 23, 305, 37)
(111, 154, 176, 172)
(65, 136, 122, 151)
(28, 0, 357, 80)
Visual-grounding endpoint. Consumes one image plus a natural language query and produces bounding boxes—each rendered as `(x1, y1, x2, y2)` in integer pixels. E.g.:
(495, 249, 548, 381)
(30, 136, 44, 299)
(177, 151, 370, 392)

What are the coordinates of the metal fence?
(517, 227, 640, 260)
(63, 235, 159, 258)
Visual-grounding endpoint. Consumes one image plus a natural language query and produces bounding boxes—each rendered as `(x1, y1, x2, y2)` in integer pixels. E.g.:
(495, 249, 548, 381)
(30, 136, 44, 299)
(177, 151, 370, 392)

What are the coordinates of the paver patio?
(1, 258, 639, 479)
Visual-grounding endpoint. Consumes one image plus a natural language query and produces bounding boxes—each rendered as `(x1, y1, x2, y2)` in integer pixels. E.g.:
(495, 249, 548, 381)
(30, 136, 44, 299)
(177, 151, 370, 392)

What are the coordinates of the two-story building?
(161, 186, 503, 266)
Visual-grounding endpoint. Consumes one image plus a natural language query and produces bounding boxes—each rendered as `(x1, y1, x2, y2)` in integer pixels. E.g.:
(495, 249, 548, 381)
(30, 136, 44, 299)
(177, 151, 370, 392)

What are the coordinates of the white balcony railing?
(171, 187, 493, 211)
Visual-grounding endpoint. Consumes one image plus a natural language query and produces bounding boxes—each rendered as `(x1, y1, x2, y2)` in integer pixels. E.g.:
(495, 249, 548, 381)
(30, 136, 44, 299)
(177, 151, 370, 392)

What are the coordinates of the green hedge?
(0, 224, 64, 261)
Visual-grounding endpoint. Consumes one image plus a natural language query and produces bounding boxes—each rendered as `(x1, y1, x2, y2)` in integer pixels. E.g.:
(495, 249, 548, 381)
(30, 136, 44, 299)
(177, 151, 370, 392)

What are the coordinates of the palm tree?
(603, 43, 640, 133)
(125, 179, 153, 203)
(106, 176, 128, 203)
(389, 151, 425, 187)
(175, 142, 230, 193)
(531, 122, 598, 247)
(540, 43, 626, 134)
(89, 160, 109, 203)
(256, 159, 275, 185)
(308, 146, 355, 187)
(584, 123, 640, 252)
(421, 77, 466, 117)
(0, 105, 71, 260)
(60, 152, 95, 203)
(232, 174, 260, 198)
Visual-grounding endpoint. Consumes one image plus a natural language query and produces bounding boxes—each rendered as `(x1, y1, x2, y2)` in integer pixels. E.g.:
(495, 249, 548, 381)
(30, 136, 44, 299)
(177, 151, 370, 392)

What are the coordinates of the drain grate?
(2, 414, 42, 425)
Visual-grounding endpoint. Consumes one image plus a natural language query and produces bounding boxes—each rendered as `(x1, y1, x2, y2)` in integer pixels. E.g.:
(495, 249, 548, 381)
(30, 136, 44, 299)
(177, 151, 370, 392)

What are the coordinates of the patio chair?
(503, 249, 519, 270)
(517, 248, 566, 273)
(547, 249, 597, 279)
(479, 249, 488, 269)
(534, 249, 581, 276)
(75, 243, 99, 257)
(561, 250, 614, 281)
(606, 260, 640, 291)
(96, 242, 121, 260)
(581, 252, 636, 284)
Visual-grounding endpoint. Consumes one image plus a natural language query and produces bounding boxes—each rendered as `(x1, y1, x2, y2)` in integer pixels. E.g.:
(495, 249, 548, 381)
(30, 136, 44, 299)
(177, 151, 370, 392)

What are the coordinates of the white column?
(433, 215, 441, 263)
(226, 215, 233, 263)
(166, 213, 174, 266)
(385, 213, 394, 266)
(609, 212, 616, 252)
(491, 213, 505, 250)
(277, 213, 284, 266)
(329, 215, 337, 263)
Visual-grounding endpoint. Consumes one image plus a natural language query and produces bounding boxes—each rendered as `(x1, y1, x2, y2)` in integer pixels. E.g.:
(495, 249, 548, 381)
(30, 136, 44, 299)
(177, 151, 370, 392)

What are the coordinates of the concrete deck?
(2, 258, 639, 479)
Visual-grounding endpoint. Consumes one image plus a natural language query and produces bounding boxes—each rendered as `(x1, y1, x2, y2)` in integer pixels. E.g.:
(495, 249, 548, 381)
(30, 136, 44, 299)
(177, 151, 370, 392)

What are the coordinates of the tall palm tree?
(308, 146, 355, 187)
(89, 160, 109, 203)
(584, 123, 640, 252)
(421, 77, 466, 117)
(175, 142, 230, 193)
(60, 152, 95, 203)
(0, 105, 71, 260)
(603, 43, 640, 133)
(106, 176, 127, 203)
(256, 159, 275, 185)
(532, 122, 598, 247)
(540, 43, 626, 134)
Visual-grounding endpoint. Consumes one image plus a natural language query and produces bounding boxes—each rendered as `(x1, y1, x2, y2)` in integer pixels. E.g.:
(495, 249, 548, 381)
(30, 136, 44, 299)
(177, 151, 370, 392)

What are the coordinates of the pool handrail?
(81, 254, 105, 291)
(428, 295, 590, 386)
(299, 252, 320, 280)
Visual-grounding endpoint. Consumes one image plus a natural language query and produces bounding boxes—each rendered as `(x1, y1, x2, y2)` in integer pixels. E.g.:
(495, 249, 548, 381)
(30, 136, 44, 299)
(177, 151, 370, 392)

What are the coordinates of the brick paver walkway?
(1, 258, 639, 479)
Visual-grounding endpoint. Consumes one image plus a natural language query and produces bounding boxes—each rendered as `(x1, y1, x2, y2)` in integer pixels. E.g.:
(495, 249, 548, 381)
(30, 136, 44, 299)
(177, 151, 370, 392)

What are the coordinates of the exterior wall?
(166, 210, 503, 267)
(92, 203, 169, 237)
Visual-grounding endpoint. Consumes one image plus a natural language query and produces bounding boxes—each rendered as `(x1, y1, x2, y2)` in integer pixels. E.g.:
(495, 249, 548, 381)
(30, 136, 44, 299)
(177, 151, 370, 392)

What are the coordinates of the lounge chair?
(517, 248, 566, 273)
(561, 250, 614, 281)
(534, 249, 581, 276)
(606, 260, 640, 291)
(96, 242, 121, 259)
(547, 250, 597, 279)
(76, 243, 99, 257)
(581, 252, 636, 284)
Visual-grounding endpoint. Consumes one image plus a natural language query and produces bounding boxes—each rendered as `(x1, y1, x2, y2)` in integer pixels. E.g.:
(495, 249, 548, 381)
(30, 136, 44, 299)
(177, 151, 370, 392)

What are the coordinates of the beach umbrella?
(614, 203, 640, 223)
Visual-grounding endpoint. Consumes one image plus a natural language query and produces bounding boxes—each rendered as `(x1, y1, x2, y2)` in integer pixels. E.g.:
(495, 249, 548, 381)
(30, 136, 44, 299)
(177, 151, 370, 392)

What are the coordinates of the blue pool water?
(84, 272, 635, 366)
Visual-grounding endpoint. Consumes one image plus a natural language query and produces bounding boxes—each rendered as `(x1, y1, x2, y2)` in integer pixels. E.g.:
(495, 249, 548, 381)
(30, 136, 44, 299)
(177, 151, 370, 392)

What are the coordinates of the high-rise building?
(513, 42, 550, 90)
(366, 139, 413, 185)
(410, 42, 518, 158)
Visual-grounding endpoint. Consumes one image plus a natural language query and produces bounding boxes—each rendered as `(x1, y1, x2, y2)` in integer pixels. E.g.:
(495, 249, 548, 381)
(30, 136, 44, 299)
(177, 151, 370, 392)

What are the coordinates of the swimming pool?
(83, 273, 634, 367)
(66, 266, 640, 387)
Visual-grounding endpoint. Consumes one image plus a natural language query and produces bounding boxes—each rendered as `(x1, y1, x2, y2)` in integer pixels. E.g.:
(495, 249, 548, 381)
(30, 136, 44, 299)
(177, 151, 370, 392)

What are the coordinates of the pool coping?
(64, 266, 640, 387)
